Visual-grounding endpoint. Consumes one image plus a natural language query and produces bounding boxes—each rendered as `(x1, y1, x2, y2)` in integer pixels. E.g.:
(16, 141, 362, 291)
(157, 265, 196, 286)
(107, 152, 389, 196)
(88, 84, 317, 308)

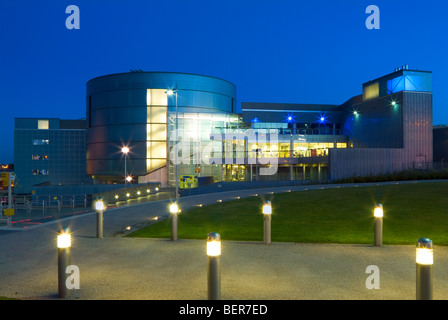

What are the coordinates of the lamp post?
(373, 203, 383, 246)
(416, 237, 433, 300)
(262, 201, 272, 244)
(57, 226, 71, 298)
(166, 88, 179, 200)
(207, 232, 221, 300)
(122, 147, 129, 184)
(170, 202, 179, 241)
(95, 200, 105, 239)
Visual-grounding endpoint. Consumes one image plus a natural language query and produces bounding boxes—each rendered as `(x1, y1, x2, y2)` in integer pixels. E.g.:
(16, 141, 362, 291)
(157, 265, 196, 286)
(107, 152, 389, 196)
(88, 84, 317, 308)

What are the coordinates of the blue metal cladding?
(86, 72, 236, 176)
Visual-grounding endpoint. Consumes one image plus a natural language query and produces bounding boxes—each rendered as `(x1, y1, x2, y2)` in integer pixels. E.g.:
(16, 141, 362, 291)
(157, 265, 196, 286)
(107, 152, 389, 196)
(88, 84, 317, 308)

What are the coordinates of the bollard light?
(374, 203, 383, 217)
(416, 237, 433, 300)
(57, 226, 71, 298)
(263, 201, 272, 244)
(114, 194, 119, 201)
(374, 203, 383, 246)
(95, 199, 105, 239)
(57, 226, 71, 249)
(262, 201, 272, 215)
(170, 202, 179, 241)
(207, 232, 221, 257)
(170, 203, 179, 214)
(207, 232, 221, 300)
(95, 200, 105, 211)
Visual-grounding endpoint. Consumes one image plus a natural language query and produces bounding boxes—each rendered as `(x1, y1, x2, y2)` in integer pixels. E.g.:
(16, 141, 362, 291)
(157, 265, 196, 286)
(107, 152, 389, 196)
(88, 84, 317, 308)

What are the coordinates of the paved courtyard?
(1, 182, 447, 300)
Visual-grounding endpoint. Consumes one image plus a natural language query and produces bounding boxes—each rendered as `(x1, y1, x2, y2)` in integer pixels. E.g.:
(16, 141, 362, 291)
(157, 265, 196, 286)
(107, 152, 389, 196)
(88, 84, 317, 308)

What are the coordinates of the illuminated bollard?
(207, 232, 221, 300)
(57, 226, 71, 299)
(374, 203, 383, 246)
(170, 203, 179, 241)
(262, 201, 272, 244)
(95, 200, 105, 239)
(416, 237, 433, 300)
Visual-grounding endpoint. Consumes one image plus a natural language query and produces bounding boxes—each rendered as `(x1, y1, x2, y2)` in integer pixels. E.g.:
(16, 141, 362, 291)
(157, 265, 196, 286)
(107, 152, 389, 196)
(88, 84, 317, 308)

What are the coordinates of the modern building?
(13, 67, 435, 194)
(14, 118, 91, 194)
(86, 71, 239, 187)
(85, 67, 433, 187)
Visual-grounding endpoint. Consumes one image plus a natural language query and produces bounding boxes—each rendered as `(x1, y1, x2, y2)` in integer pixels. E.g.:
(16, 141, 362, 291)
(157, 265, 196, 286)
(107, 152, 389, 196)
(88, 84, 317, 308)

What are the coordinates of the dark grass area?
(128, 182, 448, 245)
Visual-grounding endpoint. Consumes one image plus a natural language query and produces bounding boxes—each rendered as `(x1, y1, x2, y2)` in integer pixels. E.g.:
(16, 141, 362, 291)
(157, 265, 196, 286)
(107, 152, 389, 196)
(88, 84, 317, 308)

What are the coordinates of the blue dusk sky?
(0, 0, 447, 164)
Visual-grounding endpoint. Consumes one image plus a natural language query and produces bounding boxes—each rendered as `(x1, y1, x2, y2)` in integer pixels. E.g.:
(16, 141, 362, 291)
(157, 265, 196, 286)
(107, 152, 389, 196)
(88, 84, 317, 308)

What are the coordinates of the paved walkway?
(0, 181, 447, 300)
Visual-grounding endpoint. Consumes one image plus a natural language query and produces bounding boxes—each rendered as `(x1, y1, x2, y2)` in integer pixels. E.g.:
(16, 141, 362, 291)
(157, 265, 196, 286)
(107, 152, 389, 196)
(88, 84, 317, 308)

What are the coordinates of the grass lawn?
(127, 181, 448, 245)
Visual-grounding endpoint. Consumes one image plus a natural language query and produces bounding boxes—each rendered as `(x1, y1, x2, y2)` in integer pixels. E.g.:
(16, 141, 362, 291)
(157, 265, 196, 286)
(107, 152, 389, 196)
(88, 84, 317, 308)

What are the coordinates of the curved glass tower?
(86, 71, 238, 186)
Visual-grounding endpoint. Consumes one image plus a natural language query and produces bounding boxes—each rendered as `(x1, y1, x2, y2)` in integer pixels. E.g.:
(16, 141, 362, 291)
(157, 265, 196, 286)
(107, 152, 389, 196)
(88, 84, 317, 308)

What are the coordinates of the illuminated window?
(32, 155, 48, 160)
(363, 82, 379, 101)
(387, 73, 432, 94)
(38, 120, 49, 130)
(32, 169, 49, 175)
(33, 139, 49, 145)
(146, 89, 168, 172)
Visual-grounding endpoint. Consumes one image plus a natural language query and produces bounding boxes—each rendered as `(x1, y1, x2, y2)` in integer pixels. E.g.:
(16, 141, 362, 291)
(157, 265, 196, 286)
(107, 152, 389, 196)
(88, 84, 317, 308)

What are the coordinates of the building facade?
(13, 68, 434, 194)
(86, 71, 238, 187)
(85, 68, 433, 187)
(14, 118, 91, 194)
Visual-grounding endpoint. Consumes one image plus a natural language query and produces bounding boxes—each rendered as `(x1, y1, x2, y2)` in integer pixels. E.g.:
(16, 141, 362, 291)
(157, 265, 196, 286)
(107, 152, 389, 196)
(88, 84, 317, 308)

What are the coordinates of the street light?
(122, 146, 129, 184)
(57, 226, 71, 298)
(416, 237, 433, 300)
(207, 232, 221, 300)
(374, 203, 383, 246)
(262, 201, 272, 244)
(170, 202, 179, 241)
(166, 88, 179, 200)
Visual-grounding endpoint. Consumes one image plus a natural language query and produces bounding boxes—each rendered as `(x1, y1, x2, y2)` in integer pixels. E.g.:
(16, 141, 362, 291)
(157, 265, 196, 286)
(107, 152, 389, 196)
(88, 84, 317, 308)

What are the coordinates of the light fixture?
(169, 203, 179, 214)
(95, 200, 105, 211)
(170, 202, 179, 241)
(416, 238, 433, 265)
(416, 237, 433, 300)
(374, 203, 383, 218)
(207, 232, 221, 257)
(207, 232, 221, 300)
(121, 146, 129, 154)
(57, 227, 71, 248)
(262, 201, 272, 215)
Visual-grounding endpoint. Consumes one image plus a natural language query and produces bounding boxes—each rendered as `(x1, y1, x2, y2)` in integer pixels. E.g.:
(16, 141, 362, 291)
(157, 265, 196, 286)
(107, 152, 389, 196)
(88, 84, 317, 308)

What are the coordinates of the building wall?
(329, 90, 433, 180)
(14, 118, 90, 194)
(433, 126, 448, 161)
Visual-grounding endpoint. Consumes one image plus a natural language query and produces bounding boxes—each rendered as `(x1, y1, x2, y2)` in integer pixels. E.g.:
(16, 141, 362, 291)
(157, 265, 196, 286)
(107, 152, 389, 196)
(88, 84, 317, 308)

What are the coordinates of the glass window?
(363, 82, 379, 101)
(33, 139, 49, 145)
(38, 120, 49, 130)
(32, 169, 49, 175)
(32, 155, 48, 160)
